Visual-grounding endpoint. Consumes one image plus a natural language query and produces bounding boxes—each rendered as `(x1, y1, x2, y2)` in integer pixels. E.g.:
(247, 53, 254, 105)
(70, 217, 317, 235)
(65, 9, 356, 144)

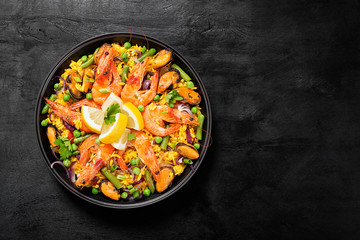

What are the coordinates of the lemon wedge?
(121, 102, 144, 130)
(99, 113, 128, 144)
(111, 128, 131, 150)
(81, 106, 105, 134)
(101, 92, 123, 112)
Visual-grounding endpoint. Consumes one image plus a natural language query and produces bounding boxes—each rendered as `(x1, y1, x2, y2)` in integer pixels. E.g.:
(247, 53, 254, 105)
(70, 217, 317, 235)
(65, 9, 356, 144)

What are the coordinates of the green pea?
(153, 95, 160, 101)
(191, 106, 198, 114)
(194, 143, 200, 149)
(92, 187, 99, 194)
(95, 136, 101, 145)
(63, 159, 71, 167)
(138, 105, 144, 112)
(141, 46, 147, 53)
(124, 42, 131, 49)
(63, 94, 70, 101)
(86, 93, 92, 100)
(133, 190, 140, 199)
(41, 119, 48, 127)
(146, 74, 151, 79)
(143, 188, 151, 197)
(133, 167, 140, 175)
(155, 136, 163, 144)
(121, 52, 128, 59)
(130, 159, 137, 166)
(81, 55, 88, 62)
(135, 157, 140, 165)
(186, 81, 194, 88)
(121, 192, 128, 199)
(73, 130, 81, 138)
(71, 143, 78, 151)
(54, 83, 61, 91)
(110, 164, 117, 171)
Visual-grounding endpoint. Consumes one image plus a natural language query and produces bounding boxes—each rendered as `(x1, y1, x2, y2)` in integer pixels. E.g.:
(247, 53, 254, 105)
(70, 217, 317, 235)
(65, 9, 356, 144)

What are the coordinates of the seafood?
(45, 98, 92, 133)
(157, 69, 180, 94)
(176, 87, 201, 105)
(70, 99, 101, 110)
(142, 105, 199, 137)
(92, 44, 122, 105)
(66, 70, 83, 99)
(151, 49, 173, 69)
(121, 57, 159, 107)
(75, 134, 114, 186)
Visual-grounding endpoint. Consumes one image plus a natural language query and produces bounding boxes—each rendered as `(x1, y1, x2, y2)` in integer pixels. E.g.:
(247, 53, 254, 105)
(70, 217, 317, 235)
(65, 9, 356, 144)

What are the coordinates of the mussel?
(82, 67, 95, 93)
(175, 143, 199, 159)
(66, 71, 83, 99)
(151, 49, 173, 69)
(157, 69, 180, 94)
(99, 180, 120, 200)
(47, 125, 58, 147)
(156, 167, 175, 193)
(176, 87, 201, 105)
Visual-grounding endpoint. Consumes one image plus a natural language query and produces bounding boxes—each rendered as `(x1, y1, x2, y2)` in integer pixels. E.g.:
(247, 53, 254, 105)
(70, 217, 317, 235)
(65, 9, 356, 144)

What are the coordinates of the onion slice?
(186, 126, 194, 145)
(62, 120, 76, 132)
(159, 162, 174, 169)
(175, 156, 184, 165)
(178, 104, 194, 116)
(141, 80, 151, 90)
(50, 161, 70, 179)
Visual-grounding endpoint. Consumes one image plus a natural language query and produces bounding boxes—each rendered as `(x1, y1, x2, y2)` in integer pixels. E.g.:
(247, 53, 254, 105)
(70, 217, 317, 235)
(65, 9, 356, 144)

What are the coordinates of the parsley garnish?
(54, 136, 73, 160)
(165, 90, 183, 107)
(104, 103, 120, 125)
(128, 133, 135, 141)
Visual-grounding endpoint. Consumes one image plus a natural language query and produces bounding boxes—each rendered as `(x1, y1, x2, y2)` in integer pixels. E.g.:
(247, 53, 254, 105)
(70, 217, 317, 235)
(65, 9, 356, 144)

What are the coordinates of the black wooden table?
(1, 1, 360, 239)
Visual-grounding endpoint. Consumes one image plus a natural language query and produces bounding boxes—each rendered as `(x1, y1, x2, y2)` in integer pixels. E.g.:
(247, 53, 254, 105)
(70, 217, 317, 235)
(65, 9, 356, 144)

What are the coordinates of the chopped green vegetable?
(130, 159, 136, 166)
(73, 130, 81, 138)
(41, 94, 57, 114)
(71, 143, 78, 151)
(154, 95, 160, 101)
(104, 103, 120, 125)
(95, 136, 101, 145)
(101, 167, 122, 189)
(54, 83, 61, 91)
(81, 131, 85, 136)
(121, 52, 128, 59)
(193, 143, 200, 149)
(133, 190, 140, 199)
(135, 157, 140, 165)
(171, 64, 191, 81)
(99, 88, 110, 94)
(186, 81, 194, 88)
(145, 170, 155, 193)
(74, 76, 82, 83)
(86, 93, 92, 100)
(117, 174, 126, 180)
(41, 119, 48, 127)
(122, 65, 129, 83)
(129, 187, 137, 194)
(196, 113, 205, 140)
(73, 134, 92, 144)
(92, 187, 99, 194)
(128, 133, 135, 141)
(85, 78, 94, 82)
(191, 106, 198, 114)
(138, 48, 156, 62)
(110, 164, 117, 171)
(80, 47, 99, 68)
(141, 46, 147, 53)
(184, 158, 193, 164)
(160, 135, 169, 150)
(127, 185, 133, 189)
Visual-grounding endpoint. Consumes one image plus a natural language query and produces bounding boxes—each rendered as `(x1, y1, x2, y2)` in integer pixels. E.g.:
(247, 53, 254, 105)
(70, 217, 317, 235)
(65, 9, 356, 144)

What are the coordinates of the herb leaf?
(104, 103, 120, 125)
(165, 90, 183, 107)
(54, 136, 73, 160)
(128, 133, 135, 141)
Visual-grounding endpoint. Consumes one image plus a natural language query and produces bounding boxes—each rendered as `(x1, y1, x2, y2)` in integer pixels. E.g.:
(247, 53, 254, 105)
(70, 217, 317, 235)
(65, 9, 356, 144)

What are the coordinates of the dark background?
(1, 0, 360, 239)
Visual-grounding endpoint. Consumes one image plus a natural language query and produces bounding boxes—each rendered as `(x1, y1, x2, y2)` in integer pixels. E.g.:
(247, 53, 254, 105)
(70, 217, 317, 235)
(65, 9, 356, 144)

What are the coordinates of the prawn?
(133, 130, 174, 192)
(75, 134, 114, 186)
(121, 57, 159, 107)
(142, 105, 199, 137)
(45, 98, 93, 133)
(91, 44, 123, 105)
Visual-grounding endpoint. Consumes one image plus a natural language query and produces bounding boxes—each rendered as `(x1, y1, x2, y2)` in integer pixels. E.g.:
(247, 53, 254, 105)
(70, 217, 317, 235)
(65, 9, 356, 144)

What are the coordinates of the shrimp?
(91, 44, 123, 105)
(113, 149, 128, 171)
(70, 99, 101, 110)
(133, 130, 174, 192)
(142, 105, 199, 137)
(45, 98, 93, 133)
(75, 134, 114, 186)
(121, 57, 159, 107)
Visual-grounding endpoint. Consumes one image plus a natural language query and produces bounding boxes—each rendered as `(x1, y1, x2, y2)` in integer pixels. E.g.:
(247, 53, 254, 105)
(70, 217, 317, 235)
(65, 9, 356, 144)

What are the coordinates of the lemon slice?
(101, 92, 123, 112)
(99, 113, 128, 144)
(81, 106, 105, 134)
(121, 102, 144, 130)
(112, 128, 131, 150)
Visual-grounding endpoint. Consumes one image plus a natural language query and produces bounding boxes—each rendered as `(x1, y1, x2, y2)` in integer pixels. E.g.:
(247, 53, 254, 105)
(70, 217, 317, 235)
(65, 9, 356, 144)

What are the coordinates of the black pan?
(35, 33, 212, 209)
